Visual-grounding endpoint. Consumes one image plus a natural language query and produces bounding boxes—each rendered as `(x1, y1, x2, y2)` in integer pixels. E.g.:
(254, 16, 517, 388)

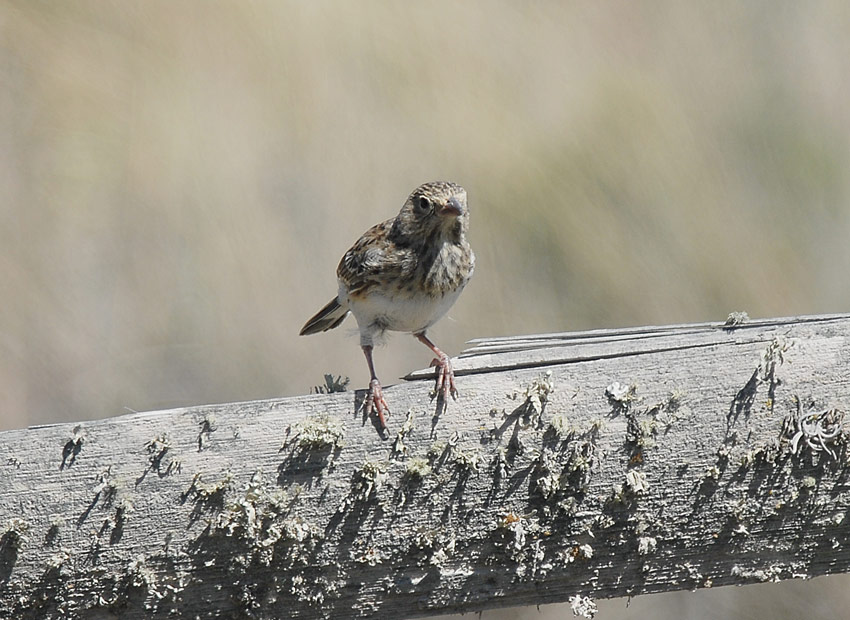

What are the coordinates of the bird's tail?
(299, 297, 350, 335)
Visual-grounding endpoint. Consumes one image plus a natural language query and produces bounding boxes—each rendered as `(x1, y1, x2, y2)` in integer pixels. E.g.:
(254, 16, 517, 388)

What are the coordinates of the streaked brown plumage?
(300, 181, 474, 435)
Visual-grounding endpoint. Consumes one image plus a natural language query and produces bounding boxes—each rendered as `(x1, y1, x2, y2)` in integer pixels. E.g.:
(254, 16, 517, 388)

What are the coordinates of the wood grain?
(2, 314, 850, 618)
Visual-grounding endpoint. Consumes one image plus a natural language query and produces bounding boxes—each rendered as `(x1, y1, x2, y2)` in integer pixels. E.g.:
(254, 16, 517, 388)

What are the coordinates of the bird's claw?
(365, 378, 390, 433)
(430, 354, 458, 402)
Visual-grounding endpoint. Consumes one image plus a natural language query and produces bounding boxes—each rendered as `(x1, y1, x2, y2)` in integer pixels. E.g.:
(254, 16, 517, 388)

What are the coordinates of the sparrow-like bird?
(300, 181, 474, 433)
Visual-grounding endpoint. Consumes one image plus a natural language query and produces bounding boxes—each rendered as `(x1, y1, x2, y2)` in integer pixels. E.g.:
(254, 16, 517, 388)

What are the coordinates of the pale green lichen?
(311, 374, 350, 394)
(550, 415, 605, 442)
(215, 471, 320, 568)
(646, 389, 689, 428)
(724, 311, 749, 327)
(628, 417, 658, 449)
(198, 417, 216, 450)
(397, 456, 432, 507)
(193, 470, 234, 502)
(760, 337, 792, 381)
(404, 456, 432, 480)
(145, 433, 171, 457)
(507, 371, 555, 425)
(666, 388, 687, 411)
(219, 471, 287, 536)
(495, 513, 528, 556)
(605, 381, 638, 409)
(356, 460, 387, 495)
(566, 441, 595, 481)
(391, 411, 415, 460)
(569, 594, 598, 619)
(493, 513, 551, 579)
(46, 550, 70, 570)
(338, 460, 388, 513)
(704, 465, 722, 481)
(453, 448, 482, 472)
(637, 536, 657, 555)
(534, 438, 596, 502)
(2, 518, 29, 547)
(411, 527, 457, 567)
(492, 446, 510, 479)
(739, 442, 780, 468)
(144, 433, 180, 475)
(534, 453, 561, 500)
(731, 563, 784, 583)
(609, 470, 650, 506)
(549, 412, 576, 440)
(353, 546, 382, 566)
(427, 440, 448, 461)
(559, 543, 594, 564)
(625, 470, 650, 493)
(294, 415, 344, 451)
(289, 574, 337, 606)
(787, 403, 845, 460)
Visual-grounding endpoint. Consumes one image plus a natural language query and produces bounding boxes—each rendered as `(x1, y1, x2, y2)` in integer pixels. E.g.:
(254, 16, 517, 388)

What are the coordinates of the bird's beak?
(439, 196, 464, 217)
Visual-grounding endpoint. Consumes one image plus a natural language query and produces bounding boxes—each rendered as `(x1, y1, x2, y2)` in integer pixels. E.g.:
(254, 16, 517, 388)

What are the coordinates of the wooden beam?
(2, 314, 850, 618)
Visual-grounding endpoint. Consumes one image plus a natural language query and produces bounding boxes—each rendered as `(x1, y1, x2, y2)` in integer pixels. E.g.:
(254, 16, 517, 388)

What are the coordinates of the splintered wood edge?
(2, 313, 850, 619)
(404, 313, 850, 381)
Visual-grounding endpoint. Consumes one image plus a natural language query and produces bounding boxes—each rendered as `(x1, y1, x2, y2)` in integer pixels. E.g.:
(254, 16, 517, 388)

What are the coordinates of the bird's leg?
(415, 332, 458, 401)
(362, 345, 389, 433)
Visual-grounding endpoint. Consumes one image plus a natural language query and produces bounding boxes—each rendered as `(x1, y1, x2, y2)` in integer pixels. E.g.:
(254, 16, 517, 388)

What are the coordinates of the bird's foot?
(430, 353, 458, 402)
(365, 378, 390, 434)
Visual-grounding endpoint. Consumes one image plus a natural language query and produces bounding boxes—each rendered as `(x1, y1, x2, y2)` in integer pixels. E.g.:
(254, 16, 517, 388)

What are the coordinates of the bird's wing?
(337, 219, 411, 298)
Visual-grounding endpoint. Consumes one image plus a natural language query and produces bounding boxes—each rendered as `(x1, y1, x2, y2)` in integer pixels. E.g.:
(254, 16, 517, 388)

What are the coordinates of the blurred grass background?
(2, 1, 850, 617)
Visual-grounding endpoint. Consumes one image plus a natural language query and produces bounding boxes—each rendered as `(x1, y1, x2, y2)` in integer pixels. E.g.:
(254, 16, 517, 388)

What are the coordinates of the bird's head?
(395, 181, 469, 242)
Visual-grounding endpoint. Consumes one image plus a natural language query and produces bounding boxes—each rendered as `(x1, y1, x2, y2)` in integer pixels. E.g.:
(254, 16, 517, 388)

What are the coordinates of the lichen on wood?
(1, 314, 850, 618)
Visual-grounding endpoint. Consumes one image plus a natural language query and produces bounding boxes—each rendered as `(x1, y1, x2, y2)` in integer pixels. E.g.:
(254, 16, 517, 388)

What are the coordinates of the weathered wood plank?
(407, 313, 850, 377)
(1, 314, 850, 619)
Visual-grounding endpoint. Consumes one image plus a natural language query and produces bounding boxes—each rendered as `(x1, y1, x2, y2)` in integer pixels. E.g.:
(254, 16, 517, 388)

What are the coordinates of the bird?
(300, 181, 475, 434)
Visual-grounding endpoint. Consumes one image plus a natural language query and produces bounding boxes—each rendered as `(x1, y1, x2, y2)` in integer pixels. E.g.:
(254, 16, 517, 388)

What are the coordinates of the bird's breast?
(420, 241, 474, 297)
(343, 281, 468, 335)
(341, 238, 473, 338)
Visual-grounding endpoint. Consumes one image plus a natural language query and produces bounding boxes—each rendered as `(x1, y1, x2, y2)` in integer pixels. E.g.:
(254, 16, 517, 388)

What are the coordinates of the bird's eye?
(416, 196, 431, 212)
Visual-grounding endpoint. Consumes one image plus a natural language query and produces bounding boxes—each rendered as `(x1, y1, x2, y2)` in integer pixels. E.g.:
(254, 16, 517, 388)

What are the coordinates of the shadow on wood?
(2, 314, 850, 618)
